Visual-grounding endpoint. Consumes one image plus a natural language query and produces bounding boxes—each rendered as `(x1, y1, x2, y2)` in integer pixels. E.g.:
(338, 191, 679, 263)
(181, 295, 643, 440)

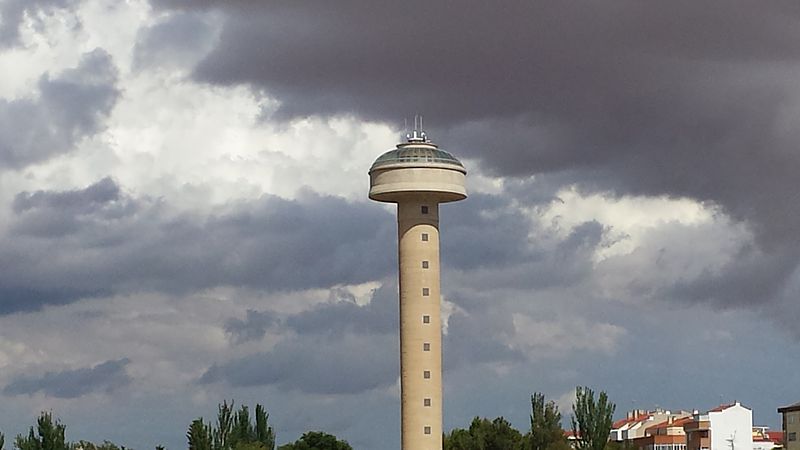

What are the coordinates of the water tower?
(369, 119, 467, 450)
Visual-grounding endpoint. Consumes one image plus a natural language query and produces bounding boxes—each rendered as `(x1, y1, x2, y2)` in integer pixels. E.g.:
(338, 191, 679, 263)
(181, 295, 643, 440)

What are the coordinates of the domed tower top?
(369, 123, 467, 204)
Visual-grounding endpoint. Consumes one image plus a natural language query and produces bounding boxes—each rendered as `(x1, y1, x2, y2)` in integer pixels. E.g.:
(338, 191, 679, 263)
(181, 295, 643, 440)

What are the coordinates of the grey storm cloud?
(283, 282, 397, 337)
(210, 284, 401, 394)
(0, 177, 396, 314)
(0, 175, 606, 315)
(442, 193, 603, 283)
(0, 0, 79, 46)
(444, 310, 525, 371)
(200, 334, 398, 395)
(207, 279, 527, 394)
(0, 48, 119, 168)
(225, 309, 280, 344)
(147, 0, 800, 316)
(4, 358, 131, 398)
(132, 11, 217, 71)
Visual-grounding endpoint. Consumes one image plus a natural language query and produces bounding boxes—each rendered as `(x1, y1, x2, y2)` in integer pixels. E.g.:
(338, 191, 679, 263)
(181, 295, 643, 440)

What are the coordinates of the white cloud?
(510, 313, 626, 358)
(539, 186, 717, 260)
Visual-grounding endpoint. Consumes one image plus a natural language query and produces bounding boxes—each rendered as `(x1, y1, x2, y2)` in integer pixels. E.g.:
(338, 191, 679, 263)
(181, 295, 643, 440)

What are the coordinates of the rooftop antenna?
(407, 114, 429, 143)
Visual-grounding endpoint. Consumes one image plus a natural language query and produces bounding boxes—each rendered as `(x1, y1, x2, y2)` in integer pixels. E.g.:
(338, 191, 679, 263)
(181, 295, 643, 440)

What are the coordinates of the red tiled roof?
(612, 418, 628, 428)
(613, 415, 648, 429)
(708, 403, 736, 412)
(645, 420, 668, 433)
(766, 431, 784, 443)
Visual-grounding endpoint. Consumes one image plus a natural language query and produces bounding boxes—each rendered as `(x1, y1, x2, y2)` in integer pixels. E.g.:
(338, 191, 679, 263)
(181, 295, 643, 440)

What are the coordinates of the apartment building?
(612, 409, 693, 442)
(632, 415, 694, 450)
(778, 402, 800, 450)
(684, 403, 753, 450)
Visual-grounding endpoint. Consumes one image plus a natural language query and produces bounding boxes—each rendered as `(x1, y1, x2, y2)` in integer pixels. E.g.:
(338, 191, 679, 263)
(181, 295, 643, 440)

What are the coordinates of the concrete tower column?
(398, 199, 442, 449)
(369, 127, 466, 450)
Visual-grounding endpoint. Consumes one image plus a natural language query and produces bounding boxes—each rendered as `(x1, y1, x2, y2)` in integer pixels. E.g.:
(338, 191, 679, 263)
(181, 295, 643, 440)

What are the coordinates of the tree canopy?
(570, 386, 616, 450)
(526, 392, 570, 450)
(444, 416, 524, 450)
(1, 389, 621, 450)
(276, 431, 352, 450)
(188, 401, 275, 450)
(15, 412, 69, 450)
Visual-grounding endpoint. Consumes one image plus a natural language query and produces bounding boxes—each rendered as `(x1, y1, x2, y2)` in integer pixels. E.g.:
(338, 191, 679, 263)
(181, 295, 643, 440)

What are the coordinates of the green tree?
(443, 428, 474, 450)
(188, 402, 274, 450)
(253, 405, 275, 450)
(15, 412, 69, 450)
(214, 402, 234, 450)
(231, 444, 265, 450)
(2, 431, 5, 450)
(526, 393, 569, 450)
(277, 431, 352, 450)
(570, 387, 615, 450)
(188, 419, 213, 450)
(443, 417, 524, 450)
(228, 405, 274, 450)
(230, 406, 253, 448)
(71, 440, 122, 450)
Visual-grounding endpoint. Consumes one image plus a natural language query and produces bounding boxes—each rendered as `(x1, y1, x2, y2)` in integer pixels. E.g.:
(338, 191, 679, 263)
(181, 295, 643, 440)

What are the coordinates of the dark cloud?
(225, 309, 279, 344)
(144, 0, 800, 317)
(444, 310, 524, 371)
(0, 175, 607, 316)
(0, 178, 395, 313)
(207, 285, 401, 394)
(11, 176, 128, 237)
(200, 334, 398, 395)
(0, 48, 119, 168)
(209, 276, 530, 393)
(0, 0, 79, 46)
(442, 193, 605, 297)
(284, 282, 396, 337)
(666, 245, 797, 310)
(132, 11, 216, 70)
(4, 358, 131, 398)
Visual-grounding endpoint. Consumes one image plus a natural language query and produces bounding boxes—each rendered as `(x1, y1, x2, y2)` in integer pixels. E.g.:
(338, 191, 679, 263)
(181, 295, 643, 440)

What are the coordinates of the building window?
(421, 233, 429, 241)
(422, 288, 430, 296)
(423, 370, 431, 379)
(424, 426, 431, 435)
(424, 398, 431, 407)
(422, 260, 429, 269)
(421, 205, 429, 214)
(423, 342, 430, 351)
(790, 414, 797, 424)
(789, 432, 797, 442)
(423, 315, 430, 323)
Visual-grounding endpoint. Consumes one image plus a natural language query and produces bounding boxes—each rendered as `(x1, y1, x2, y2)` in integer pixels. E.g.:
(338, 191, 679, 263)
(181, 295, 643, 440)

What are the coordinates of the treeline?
(0, 386, 615, 450)
(444, 386, 615, 450)
(186, 401, 351, 450)
(0, 412, 132, 450)
(0, 402, 351, 450)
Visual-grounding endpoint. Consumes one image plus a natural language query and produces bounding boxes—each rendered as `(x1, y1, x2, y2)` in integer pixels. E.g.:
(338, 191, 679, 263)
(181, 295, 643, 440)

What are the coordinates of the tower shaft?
(398, 199, 442, 450)
(368, 131, 466, 450)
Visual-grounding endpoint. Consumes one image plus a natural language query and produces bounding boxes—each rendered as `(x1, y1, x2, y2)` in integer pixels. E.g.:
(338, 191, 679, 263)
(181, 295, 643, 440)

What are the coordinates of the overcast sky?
(1, 1, 799, 449)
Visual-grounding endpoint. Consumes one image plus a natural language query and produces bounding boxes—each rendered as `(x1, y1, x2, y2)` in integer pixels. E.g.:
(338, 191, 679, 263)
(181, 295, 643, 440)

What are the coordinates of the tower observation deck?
(369, 125, 467, 450)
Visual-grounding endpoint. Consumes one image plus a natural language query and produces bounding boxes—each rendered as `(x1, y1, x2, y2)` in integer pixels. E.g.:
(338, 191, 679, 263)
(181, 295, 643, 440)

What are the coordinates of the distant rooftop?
(778, 401, 800, 412)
